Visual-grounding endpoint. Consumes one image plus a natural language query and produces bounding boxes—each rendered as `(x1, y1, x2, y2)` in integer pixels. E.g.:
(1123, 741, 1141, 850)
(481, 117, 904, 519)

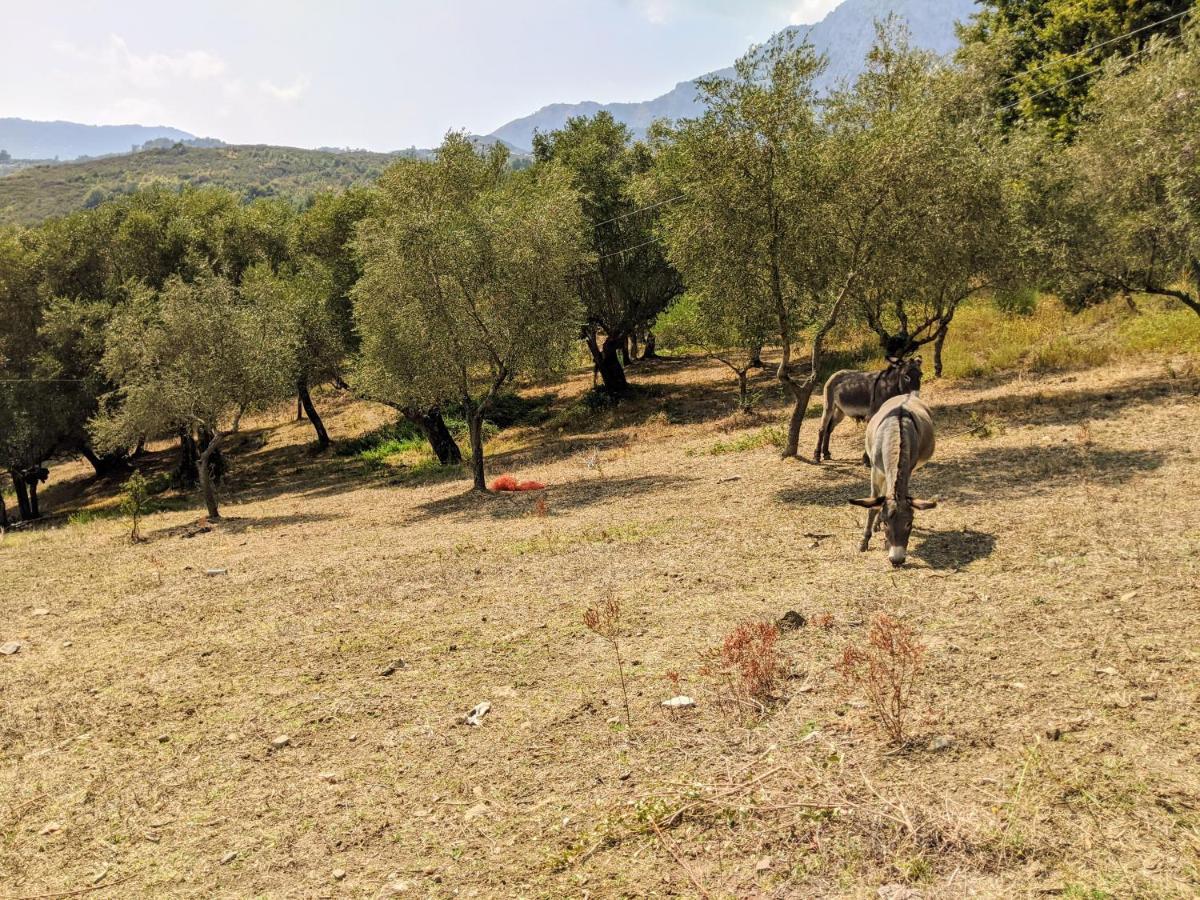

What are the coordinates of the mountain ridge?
(487, 0, 976, 149)
(0, 118, 206, 161)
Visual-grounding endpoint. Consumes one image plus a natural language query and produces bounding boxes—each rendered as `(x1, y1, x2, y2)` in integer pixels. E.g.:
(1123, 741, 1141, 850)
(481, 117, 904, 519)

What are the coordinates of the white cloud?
(54, 35, 227, 87)
(258, 77, 309, 103)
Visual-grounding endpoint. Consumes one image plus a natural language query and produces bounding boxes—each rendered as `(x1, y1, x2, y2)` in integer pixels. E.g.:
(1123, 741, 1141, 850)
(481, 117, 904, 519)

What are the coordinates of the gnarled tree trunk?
(298, 377, 330, 451)
(10, 470, 32, 521)
(79, 444, 129, 479)
(198, 433, 224, 519)
(642, 331, 658, 359)
(405, 407, 462, 465)
(586, 330, 629, 396)
(466, 411, 487, 491)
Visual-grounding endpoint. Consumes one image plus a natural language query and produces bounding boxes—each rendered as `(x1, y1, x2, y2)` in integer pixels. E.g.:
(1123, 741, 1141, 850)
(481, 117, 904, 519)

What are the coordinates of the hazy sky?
(1, 0, 843, 150)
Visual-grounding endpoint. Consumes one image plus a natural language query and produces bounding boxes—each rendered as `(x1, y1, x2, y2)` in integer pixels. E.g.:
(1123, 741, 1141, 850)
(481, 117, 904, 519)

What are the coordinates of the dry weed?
(836, 613, 926, 745)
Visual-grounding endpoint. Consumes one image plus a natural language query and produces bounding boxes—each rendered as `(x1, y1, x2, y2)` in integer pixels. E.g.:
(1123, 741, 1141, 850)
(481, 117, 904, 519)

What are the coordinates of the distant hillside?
(0, 118, 201, 161)
(0, 144, 399, 225)
(489, 0, 976, 147)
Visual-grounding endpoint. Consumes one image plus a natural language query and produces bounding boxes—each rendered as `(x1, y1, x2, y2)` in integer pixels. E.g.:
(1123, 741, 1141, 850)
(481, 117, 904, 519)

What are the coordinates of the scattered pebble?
(661, 695, 696, 709)
(378, 659, 407, 677)
(464, 701, 491, 726)
(927, 735, 954, 752)
(756, 856, 773, 872)
(1, 641, 21, 656)
(157, 734, 170, 743)
(1095, 667, 1120, 677)
(31, 608, 49, 616)
(270, 735, 291, 750)
(318, 772, 340, 783)
(203, 568, 228, 577)
(464, 803, 490, 821)
(39, 822, 62, 836)
(220, 850, 238, 865)
(332, 868, 347, 881)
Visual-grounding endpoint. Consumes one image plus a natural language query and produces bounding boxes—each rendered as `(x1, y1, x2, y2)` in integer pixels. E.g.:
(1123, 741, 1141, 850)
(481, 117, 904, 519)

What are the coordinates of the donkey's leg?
(859, 507, 879, 552)
(822, 408, 845, 460)
(814, 407, 834, 462)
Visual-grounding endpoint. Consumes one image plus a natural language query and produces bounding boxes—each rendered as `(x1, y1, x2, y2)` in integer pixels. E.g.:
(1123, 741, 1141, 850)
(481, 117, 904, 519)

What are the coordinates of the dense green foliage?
(958, 0, 1194, 137)
(0, 144, 396, 225)
(533, 113, 681, 394)
(353, 134, 588, 489)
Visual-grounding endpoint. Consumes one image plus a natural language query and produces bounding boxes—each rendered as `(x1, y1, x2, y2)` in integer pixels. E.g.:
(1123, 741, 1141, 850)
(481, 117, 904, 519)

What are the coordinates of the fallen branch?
(649, 817, 712, 899)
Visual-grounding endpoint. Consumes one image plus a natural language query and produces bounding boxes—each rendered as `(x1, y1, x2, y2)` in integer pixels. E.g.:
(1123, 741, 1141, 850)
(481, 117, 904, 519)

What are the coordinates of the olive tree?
(533, 113, 682, 394)
(830, 25, 1024, 375)
(655, 291, 773, 411)
(242, 261, 342, 450)
(353, 134, 588, 490)
(1053, 30, 1200, 317)
(92, 276, 294, 519)
(647, 36, 875, 458)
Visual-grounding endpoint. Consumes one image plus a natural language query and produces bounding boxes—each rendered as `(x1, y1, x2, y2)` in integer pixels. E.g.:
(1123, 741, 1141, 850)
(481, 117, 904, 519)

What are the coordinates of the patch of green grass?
(939, 293, 1200, 379)
(67, 507, 123, 526)
(706, 426, 785, 455)
(1062, 885, 1112, 900)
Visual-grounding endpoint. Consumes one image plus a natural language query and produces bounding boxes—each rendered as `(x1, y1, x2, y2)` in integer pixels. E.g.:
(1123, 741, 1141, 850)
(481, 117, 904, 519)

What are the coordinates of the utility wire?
(592, 194, 685, 228)
(996, 37, 1175, 112)
(591, 19, 1191, 260)
(997, 8, 1191, 86)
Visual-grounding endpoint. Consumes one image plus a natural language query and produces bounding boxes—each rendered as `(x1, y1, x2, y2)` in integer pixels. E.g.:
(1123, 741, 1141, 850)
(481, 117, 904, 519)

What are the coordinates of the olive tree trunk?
(10, 470, 34, 521)
(405, 407, 462, 465)
(198, 432, 224, 520)
(297, 377, 330, 450)
(78, 444, 129, 479)
(587, 331, 629, 396)
(467, 412, 487, 491)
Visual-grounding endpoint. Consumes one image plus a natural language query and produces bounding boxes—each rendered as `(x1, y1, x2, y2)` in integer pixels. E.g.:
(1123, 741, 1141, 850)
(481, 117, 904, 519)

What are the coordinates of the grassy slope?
(0, 144, 398, 224)
(2, 298, 1200, 897)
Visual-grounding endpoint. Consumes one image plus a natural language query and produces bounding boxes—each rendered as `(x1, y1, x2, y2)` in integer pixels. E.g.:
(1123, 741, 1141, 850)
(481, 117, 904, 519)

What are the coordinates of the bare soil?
(2, 355, 1199, 898)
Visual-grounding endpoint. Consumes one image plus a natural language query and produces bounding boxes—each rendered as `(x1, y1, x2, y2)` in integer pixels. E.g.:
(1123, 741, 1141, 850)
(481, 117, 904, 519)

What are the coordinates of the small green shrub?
(707, 426, 785, 455)
(120, 470, 152, 542)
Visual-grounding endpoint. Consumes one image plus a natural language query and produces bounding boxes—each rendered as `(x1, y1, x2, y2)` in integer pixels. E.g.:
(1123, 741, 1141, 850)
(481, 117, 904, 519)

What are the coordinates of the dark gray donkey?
(849, 394, 937, 567)
(813, 357, 923, 462)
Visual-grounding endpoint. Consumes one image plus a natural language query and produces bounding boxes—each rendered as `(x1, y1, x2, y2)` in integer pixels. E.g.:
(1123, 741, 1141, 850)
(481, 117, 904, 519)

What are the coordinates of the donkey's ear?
(909, 497, 938, 510)
(848, 496, 886, 509)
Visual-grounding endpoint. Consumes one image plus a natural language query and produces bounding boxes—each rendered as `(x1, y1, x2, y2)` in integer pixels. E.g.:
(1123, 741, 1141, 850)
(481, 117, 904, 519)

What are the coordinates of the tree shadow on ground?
(777, 442, 1164, 510)
(910, 528, 997, 570)
(933, 371, 1200, 432)
(921, 443, 1165, 506)
(147, 511, 340, 541)
(409, 474, 695, 524)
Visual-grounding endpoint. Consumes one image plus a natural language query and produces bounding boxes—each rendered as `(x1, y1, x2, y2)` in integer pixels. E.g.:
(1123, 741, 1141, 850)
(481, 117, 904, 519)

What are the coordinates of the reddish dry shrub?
(701, 620, 787, 712)
(583, 593, 632, 727)
(835, 613, 926, 745)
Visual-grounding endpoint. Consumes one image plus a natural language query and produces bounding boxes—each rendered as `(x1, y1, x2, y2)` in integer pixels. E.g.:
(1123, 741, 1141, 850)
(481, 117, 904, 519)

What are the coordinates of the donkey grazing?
(814, 357, 923, 462)
(849, 393, 937, 567)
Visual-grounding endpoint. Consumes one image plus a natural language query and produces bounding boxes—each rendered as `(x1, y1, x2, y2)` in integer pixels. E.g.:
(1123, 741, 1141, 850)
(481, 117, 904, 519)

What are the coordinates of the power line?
(597, 237, 662, 260)
(592, 194, 685, 229)
(997, 8, 1191, 87)
(996, 38, 1174, 113)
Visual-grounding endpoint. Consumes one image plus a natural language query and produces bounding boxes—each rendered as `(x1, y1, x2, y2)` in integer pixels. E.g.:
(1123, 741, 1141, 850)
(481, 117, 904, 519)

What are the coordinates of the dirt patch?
(2, 358, 1198, 897)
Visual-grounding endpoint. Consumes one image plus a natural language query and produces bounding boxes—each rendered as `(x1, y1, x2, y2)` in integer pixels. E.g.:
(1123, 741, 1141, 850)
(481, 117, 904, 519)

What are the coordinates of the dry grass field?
(3, 333, 1200, 897)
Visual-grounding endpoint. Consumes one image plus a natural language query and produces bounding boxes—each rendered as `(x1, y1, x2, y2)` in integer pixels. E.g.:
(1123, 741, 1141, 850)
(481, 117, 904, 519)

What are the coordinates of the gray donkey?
(849, 393, 937, 567)
(813, 357, 923, 462)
